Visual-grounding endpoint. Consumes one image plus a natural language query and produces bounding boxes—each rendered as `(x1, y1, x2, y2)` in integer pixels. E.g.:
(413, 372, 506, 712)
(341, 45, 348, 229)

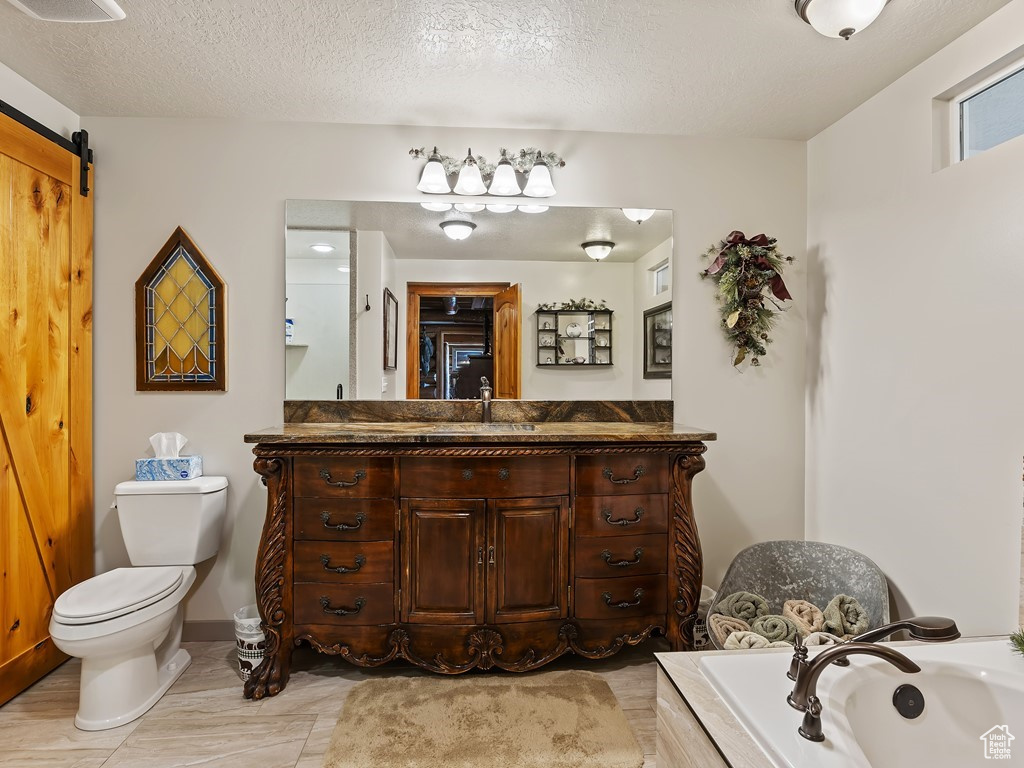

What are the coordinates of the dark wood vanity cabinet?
(244, 439, 708, 700)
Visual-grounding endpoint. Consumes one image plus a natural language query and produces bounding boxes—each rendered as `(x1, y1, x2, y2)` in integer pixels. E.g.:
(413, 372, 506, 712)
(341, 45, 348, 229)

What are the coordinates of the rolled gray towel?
(823, 594, 870, 640)
(715, 591, 770, 622)
(750, 614, 800, 644)
(724, 631, 769, 650)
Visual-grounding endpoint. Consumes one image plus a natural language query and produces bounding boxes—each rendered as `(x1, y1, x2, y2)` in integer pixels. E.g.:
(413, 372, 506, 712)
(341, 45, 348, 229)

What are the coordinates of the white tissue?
(150, 432, 188, 459)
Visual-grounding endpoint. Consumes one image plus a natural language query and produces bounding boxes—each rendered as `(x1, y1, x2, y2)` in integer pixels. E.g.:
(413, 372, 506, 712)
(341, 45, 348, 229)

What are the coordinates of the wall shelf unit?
(536, 309, 613, 367)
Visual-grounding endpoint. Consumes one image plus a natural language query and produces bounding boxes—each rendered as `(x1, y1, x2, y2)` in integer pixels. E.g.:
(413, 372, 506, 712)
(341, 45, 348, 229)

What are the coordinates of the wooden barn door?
(0, 110, 93, 705)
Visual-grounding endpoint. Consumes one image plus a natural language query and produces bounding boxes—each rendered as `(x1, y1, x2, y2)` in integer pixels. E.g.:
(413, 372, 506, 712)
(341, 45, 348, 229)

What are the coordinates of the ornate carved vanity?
(243, 401, 714, 699)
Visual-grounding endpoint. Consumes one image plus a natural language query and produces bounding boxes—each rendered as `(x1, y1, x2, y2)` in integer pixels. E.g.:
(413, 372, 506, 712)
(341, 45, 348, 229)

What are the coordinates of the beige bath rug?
(322, 670, 644, 768)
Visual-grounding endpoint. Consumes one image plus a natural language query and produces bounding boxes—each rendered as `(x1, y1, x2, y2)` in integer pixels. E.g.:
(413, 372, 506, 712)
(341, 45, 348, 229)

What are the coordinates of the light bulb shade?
(453, 149, 487, 195)
(622, 208, 656, 224)
(420, 202, 453, 212)
(309, 243, 335, 253)
(488, 159, 522, 196)
(795, 0, 887, 39)
(454, 202, 485, 213)
(486, 203, 517, 213)
(582, 240, 614, 261)
(439, 220, 476, 241)
(522, 160, 556, 198)
(416, 149, 451, 194)
(517, 204, 549, 214)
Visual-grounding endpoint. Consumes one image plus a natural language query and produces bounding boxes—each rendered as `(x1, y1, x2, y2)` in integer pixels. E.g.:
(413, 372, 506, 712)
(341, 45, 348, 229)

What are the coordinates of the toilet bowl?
(49, 476, 227, 731)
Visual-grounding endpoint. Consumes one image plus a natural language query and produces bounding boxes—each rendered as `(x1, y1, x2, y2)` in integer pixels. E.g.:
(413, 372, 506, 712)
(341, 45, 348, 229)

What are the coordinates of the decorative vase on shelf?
(565, 322, 582, 337)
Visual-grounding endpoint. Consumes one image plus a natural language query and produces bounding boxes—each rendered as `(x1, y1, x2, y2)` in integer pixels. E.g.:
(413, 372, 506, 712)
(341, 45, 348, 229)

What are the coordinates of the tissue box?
(135, 456, 203, 481)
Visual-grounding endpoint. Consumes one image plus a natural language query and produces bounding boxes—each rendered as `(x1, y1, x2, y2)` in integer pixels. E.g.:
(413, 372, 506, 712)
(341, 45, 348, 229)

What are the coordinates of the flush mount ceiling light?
(410, 147, 565, 198)
(582, 241, 615, 261)
(5, 0, 125, 22)
(622, 208, 656, 224)
(309, 243, 335, 253)
(439, 220, 477, 241)
(795, 0, 889, 40)
(420, 202, 453, 212)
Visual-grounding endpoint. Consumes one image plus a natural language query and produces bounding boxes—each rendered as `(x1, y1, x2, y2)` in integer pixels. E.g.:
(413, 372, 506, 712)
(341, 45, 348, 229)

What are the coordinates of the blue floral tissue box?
(135, 456, 203, 481)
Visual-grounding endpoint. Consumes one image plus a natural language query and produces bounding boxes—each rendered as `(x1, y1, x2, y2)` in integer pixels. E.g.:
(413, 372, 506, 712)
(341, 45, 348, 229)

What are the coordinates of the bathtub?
(697, 638, 1024, 767)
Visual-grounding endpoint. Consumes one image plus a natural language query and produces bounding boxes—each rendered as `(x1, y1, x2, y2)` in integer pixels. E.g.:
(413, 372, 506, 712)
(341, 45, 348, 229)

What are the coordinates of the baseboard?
(183, 620, 235, 642)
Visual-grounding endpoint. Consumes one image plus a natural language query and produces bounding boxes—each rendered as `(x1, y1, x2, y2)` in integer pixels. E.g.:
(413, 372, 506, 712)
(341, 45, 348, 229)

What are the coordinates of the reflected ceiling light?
(454, 202, 485, 213)
(309, 243, 335, 253)
(522, 152, 556, 198)
(486, 203, 517, 213)
(622, 208, 656, 224)
(439, 220, 477, 241)
(336, 265, 350, 272)
(795, 0, 888, 40)
(415, 147, 451, 193)
(517, 204, 549, 214)
(582, 241, 615, 261)
(453, 148, 488, 196)
(488, 152, 522, 196)
(421, 202, 453, 212)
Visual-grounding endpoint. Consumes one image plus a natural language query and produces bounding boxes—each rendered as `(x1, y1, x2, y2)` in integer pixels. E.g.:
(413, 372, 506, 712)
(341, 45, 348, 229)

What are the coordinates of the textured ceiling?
(0, 0, 1011, 139)
(286, 200, 672, 263)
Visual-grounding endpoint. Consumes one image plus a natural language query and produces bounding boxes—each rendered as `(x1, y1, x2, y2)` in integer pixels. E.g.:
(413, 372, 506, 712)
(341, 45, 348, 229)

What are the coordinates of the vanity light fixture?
(517, 204, 549, 214)
(485, 203, 517, 213)
(795, 0, 889, 40)
(622, 208, 656, 224)
(420, 202, 453, 212)
(309, 243, 335, 253)
(409, 147, 565, 198)
(582, 241, 615, 261)
(454, 202, 486, 213)
(452, 149, 488, 196)
(488, 152, 522, 196)
(415, 147, 451, 193)
(522, 152, 556, 198)
(439, 220, 477, 241)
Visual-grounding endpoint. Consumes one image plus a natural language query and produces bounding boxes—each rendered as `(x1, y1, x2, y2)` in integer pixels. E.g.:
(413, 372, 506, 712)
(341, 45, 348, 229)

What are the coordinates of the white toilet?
(49, 476, 228, 731)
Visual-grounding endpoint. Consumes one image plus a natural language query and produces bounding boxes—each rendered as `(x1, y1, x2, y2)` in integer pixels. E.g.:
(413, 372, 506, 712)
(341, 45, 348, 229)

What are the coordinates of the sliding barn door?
(492, 283, 521, 399)
(0, 112, 93, 705)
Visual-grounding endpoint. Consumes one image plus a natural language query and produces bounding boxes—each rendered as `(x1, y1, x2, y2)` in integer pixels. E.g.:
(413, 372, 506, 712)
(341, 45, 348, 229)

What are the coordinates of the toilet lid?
(53, 567, 184, 625)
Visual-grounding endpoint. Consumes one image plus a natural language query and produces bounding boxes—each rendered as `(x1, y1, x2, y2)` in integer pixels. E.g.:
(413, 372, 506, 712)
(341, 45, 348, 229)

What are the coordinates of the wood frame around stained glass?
(135, 227, 227, 391)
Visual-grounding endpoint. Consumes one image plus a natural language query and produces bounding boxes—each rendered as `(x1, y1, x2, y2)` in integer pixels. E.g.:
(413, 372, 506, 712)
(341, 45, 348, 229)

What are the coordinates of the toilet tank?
(115, 476, 228, 566)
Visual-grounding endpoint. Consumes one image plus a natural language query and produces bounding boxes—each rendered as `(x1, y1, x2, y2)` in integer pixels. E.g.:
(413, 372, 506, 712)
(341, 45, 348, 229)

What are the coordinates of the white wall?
(80, 117, 806, 622)
(806, 0, 1024, 635)
(285, 258, 349, 400)
(0, 60, 79, 138)
(354, 231, 398, 399)
(393, 258, 637, 400)
(632, 238, 673, 400)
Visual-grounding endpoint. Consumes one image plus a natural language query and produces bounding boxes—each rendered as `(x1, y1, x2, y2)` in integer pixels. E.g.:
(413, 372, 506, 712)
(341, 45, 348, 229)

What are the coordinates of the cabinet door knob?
(602, 465, 646, 485)
(319, 468, 366, 488)
(319, 596, 366, 616)
(601, 507, 644, 526)
(602, 588, 644, 609)
(320, 511, 366, 531)
(320, 553, 366, 574)
(600, 547, 644, 567)
(461, 469, 474, 480)
(497, 467, 510, 480)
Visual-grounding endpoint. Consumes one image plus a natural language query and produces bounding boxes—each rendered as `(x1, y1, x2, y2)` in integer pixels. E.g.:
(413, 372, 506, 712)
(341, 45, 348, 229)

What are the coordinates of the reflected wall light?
(410, 146, 565, 198)
(622, 208, 656, 224)
(421, 202, 453, 212)
(486, 203, 518, 213)
(310, 243, 335, 253)
(582, 241, 615, 261)
(795, 0, 888, 40)
(439, 220, 476, 241)
(517, 204, 549, 214)
(454, 202, 485, 213)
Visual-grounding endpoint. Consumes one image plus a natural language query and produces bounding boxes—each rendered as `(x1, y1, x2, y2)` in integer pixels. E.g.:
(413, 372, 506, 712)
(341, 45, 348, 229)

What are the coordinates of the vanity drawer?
(574, 575, 667, 620)
(576, 454, 670, 496)
(399, 456, 569, 498)
(573, 534, 667, 578)
(294, 457, 395, 499)
(574, 494, 668, 536)
(293, 541, 394, 584)
(294, 498, 396, 542)
(294, 582, 395, 626)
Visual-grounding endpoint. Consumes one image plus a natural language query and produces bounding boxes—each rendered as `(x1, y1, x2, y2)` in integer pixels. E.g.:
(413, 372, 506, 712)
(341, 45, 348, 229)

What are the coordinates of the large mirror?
(285, 200, 673, 401)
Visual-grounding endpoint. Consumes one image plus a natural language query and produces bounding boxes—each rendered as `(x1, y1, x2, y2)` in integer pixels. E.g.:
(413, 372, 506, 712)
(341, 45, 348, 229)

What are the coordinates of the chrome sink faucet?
(786, 616, 959, 742)
(479, 377, 492, 423)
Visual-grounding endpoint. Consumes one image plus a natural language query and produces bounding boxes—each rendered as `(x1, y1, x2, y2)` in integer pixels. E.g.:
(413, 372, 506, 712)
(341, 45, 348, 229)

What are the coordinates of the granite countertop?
(244, 421, 716, 445)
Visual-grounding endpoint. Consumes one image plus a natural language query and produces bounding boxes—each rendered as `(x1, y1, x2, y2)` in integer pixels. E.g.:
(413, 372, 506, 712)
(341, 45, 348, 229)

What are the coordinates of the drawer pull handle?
(602, 588, 644, 609)
(602, 507, 645, 526)
(461, 469, 474, 480)
(319, 595, 366, 616)
(320, 553, 366, 574)
(602, 465, 646, 485)
(488, 546, 496, 565)
(319, 468, 366, 488)
(320, 511, 366, 531)
(477, 547, 484, 565)
(498, 467, 510, 480)
(601, 547, 644, 567)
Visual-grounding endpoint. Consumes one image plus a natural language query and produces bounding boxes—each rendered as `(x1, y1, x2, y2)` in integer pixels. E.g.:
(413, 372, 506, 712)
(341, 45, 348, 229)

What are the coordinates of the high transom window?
(958, 63, 1024, 161)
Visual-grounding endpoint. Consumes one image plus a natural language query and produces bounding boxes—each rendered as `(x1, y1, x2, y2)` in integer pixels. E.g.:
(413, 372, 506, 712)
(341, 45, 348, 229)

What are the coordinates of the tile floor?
(0, 639, 666, 767)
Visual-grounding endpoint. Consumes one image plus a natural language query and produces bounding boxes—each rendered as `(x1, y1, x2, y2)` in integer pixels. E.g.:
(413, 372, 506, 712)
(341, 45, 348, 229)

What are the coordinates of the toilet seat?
(53, 567, 184, 625)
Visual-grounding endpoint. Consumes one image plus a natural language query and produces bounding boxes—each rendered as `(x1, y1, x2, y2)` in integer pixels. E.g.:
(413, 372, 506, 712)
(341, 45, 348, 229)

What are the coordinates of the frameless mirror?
(285, 200, 673, 401)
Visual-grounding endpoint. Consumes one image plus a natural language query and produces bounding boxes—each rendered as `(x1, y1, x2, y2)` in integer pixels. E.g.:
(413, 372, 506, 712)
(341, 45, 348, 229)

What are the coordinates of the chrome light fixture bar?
(410, 146, 565, 198)
(795, 0, 889, 40)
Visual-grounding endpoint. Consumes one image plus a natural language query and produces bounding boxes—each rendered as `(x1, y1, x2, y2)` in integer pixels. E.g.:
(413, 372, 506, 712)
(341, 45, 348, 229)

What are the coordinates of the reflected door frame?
(406, 282, 519, 399)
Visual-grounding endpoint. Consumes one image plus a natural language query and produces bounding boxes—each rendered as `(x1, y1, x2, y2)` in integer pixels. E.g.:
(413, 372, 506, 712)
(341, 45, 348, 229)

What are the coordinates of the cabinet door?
(488, 497, 569, 623)
(401, 498, 484, 624)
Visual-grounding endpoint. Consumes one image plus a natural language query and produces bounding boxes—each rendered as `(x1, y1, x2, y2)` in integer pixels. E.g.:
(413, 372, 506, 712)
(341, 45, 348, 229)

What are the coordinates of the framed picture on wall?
(383, 288, 398, 370)
(643, 302, 672, 379)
